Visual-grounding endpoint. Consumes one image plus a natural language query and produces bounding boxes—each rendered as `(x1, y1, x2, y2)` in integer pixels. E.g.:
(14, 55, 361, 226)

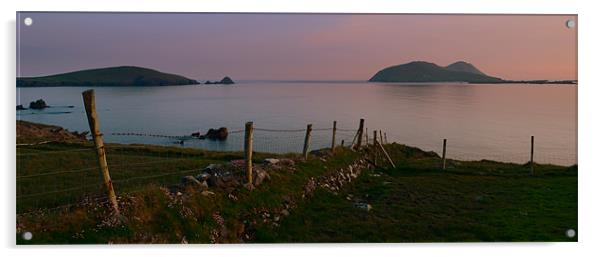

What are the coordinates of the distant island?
(369, 61, 576, 84)
(204, 76, 235, 85)
(16, 66, 200, 87)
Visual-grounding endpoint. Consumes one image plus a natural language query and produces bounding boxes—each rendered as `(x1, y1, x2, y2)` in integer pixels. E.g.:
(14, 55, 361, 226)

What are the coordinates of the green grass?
(17, 142, 360, 244)
(17, 142, 232, 212)
(254, 143, 577, 242)
(16, 142, 577, 243)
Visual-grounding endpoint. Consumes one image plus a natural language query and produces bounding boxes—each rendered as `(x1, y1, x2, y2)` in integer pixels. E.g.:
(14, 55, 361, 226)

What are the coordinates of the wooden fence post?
(373, 130, 378, 145)
(303, 124, 313, 160)
(530, 136, 534, 175)
(82, 90, 119, 215)
(331, 121, 337, 152)
(355, 119, 364, 149)
(442, 139, 447, 170)
(244, 122, 254, 184)
(365, 128, 368, 145)
(341, 140, 344, 146)
(373, 130, 378, 165)
(379, 130, 383, 145)
(245, 121, 253, 185)
(384, 132, 388, 144)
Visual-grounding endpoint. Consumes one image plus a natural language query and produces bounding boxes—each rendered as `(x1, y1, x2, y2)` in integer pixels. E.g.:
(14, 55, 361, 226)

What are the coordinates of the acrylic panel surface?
(16, 12, 577, 244)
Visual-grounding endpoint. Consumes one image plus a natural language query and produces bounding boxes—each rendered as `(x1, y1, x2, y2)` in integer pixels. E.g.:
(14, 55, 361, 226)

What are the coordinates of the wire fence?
(17, 145, 105, 214)
(16, 120, 576, 215)
(15, 121, 365, 214)
(107, 124, 361, 154)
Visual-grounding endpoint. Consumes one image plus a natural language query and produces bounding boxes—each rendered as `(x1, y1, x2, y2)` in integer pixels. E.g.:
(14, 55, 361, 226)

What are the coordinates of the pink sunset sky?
(18, 13, 577, 81)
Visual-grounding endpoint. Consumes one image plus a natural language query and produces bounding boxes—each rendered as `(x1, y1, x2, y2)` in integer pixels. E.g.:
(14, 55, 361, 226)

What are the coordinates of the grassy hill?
(16, 128, 576, 243)
(369, 61, 504, 83)
(445, 61, 487, 75)
(17, 66, 199, 87)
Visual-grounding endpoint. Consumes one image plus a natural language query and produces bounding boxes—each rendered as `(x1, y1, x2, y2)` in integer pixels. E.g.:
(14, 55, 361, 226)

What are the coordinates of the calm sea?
(16, 81, 577, 165)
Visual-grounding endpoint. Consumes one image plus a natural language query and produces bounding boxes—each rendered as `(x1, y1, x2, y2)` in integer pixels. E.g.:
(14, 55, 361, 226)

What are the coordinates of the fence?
(16, 89, 576, 215)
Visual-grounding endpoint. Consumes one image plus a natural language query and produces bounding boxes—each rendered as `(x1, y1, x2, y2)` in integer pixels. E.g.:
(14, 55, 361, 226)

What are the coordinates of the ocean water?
(16, 81, 577, 165)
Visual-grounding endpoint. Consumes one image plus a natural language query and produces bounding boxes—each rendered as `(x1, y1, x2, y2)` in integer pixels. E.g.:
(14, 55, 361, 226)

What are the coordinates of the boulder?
(354, 202, 373, 212)
(205, 127, 228, 140)
(16, 105, 26, 110)
(29, 99, 48, 109)
(207, 175, 219, 187)
(181, 175, 208, 190)
(201, 190, 215, 197)
(221, 179, 240, 192)
(243, 183, 255, 191)
(280, 209, 290, 217)
(230, 159, 245, 168)
(279, 159, 295, 167)
(196, 172, 212, 182)
(264, 158, 280, 165)
(203, 164, 221, 174)
(253, 168, 271, 187)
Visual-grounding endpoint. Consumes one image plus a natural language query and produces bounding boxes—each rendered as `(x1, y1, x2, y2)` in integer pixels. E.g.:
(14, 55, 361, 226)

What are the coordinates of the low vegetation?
(16, 125, 577, 244)
(16, 66, 199, 87)
(258, 144, 577, 242)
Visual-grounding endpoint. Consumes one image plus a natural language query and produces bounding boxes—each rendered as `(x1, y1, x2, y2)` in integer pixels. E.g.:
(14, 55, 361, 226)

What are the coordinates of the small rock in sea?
(204, 76, 235, 85)
(205, 127, 228, 140)
(16, 105, 26, 110)
(219, 76, 235, 84)
(29, 99, 48, 109)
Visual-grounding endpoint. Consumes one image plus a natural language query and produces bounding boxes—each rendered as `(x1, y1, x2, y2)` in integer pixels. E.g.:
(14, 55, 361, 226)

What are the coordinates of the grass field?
(16, 141, 577, 243)
(257, 162, 577, 242)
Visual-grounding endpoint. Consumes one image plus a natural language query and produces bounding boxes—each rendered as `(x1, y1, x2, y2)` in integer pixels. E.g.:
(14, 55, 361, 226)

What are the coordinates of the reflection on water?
(16, 82, 577, 165)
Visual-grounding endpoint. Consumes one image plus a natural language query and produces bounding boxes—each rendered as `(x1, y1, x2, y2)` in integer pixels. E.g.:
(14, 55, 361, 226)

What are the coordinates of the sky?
(17, 13, 577, 81)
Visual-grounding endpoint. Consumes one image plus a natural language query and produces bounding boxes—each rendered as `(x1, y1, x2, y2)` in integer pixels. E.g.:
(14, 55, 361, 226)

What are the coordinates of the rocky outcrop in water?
(29, 99, 48, 109)
(204, 76, 235, 85)
(205, 127, 228, 140)
(191, 127, 229, 140)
